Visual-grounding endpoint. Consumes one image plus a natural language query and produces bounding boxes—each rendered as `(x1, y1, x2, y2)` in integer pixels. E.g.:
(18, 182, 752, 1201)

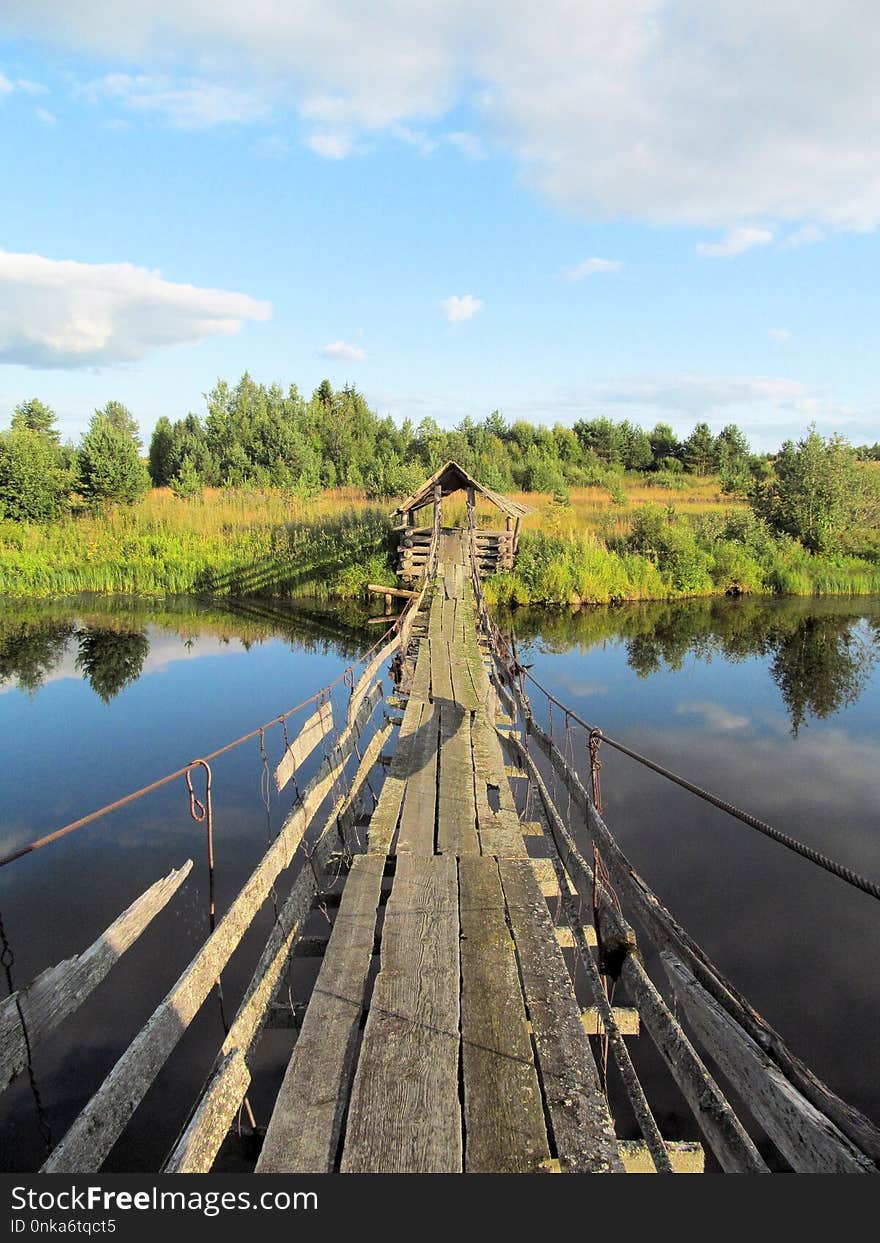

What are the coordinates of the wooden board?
(430, 637, 454, 702)
(396, 700, 440, 855)
(257, 855, 386, 1173)
(458, 856, 550, 1172)
(437, 702, 478, 856)
(341, 854, 462, 1172)
(0, 862, 192, 1097)
(497, 859, 623, 1173)
(275, 701, 333, 792)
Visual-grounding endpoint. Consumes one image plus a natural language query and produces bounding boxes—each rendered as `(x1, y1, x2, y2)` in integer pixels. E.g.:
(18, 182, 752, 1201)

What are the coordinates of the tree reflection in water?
(501, 595, 880, 735)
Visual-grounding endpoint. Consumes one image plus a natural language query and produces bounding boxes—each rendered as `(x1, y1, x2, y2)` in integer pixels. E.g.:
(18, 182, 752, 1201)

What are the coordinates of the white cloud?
(441, 294, 483, 323)
(564, 256, 623, 281)
(696, 227, 774, 258)
(321, 340, 366, 362)
(305, 130, 355, 159)
(780, 224, 826, 249)
(769, 328, 792, 343)
(35, 107, 56, 125)
(676, 700, 750, 733)
(7, 3, 880, 228)
(80, 73, 268, 129)
(0, 73, 12, 96)
(446, 131, 485, 160)
(0, 248, 271, 369)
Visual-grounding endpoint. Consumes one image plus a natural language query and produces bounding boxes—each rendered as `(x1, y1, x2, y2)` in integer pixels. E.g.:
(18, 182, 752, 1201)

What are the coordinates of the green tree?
(75, 627, 150, 702)
(78, 411, 150, 506)
(148, 416, 174, 486)
(101, 400, 142, 445)
(11, 398, 60, 443)
(0, 426, 72, 521)
(683, 422, 716, 476)
(751, 427, 869, 553)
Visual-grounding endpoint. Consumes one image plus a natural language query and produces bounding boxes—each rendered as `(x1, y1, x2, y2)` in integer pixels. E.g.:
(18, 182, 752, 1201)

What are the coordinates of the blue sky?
(0, 3, 878, 450)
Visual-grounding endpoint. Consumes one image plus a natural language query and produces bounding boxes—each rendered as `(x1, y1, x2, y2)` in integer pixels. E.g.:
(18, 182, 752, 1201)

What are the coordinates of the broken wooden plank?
(662, 952, 876, 1173)
(341, 854, 462, 1172)
(44, 686, 383, 1174)
(257, 855, 386, 1173)
(459, 856, 550, 1172)
(0, 862, 192, 1097)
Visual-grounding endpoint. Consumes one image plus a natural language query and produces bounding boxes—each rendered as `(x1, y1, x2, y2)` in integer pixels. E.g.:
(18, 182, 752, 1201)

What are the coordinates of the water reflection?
(0, 596, 374, 702)
(501, 596, 880, 734)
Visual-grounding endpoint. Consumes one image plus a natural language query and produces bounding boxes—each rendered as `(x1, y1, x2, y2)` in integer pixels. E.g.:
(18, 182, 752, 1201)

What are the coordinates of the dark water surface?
(1, 592, 878, 1170)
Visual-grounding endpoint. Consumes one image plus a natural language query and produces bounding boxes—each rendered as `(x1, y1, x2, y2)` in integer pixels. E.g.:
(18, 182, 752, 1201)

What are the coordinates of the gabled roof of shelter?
(394, 460, 530, 519)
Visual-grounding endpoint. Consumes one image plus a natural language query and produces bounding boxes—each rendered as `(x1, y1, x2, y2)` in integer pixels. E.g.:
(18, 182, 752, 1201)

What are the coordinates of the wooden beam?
(44, 686, 382, 1174)
(0, 862, 192, 1097)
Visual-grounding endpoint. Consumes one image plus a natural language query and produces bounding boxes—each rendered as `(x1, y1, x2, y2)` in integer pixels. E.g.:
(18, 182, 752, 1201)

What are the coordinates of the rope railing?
(0, 606, 411, 872)
(515, 667, 880, 904)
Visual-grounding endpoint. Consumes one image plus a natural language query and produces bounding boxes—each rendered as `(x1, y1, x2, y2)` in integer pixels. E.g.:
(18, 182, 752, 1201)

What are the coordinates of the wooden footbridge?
(3, 467, 880, 1175)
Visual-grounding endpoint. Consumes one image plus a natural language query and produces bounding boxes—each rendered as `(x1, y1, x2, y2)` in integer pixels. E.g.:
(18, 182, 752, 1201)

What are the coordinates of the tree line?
(0, 373, 875, 557)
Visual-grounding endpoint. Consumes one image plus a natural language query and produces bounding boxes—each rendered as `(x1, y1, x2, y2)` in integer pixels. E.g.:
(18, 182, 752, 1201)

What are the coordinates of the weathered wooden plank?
(366, 679, 429, 855)
(341, 854, 462, 1172)
(437, 702, 478, 856)
(396, 701, 440, 855)
(408, 637, 431, 701)
(0, 862, 192, 1097)
(430, 637, 454, 703)
(496, 859, 623, 1173)
(164, 863, 318, 1172)
(518, 712, 880, 1165)
(459, 856, 550, 1172)
(257, 855, 386, 1173)
(164, 1050, 252, 1174)
(43, 685, 383, 1174)
(662, 953, 876, 1173)
(347, 637, 399, 729)
(275, 701, 333, 792)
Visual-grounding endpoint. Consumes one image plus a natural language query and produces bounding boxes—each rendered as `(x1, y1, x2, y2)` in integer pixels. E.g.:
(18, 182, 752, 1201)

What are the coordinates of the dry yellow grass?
(441, 476, 741, 537)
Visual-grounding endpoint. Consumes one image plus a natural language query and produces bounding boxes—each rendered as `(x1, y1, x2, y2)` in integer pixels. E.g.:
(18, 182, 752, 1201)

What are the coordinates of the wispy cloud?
(446, 131, 485, 160)
(564, 256, 623, 281)
(441, 293, 483, 323)
(0, 248, 271, 368)
(696, 227, 774, 258)
(305, 130, 355, 159)
(676, 701, 750, 732)
(80, 73, 269, 129)
(321, 340, 366, 362)
(15, 78, 48, 96)
(35, 107, 56, 126)
(780, 224, 825, 249)
(0, 73, 12, 97)
(769, 328, 792, 342)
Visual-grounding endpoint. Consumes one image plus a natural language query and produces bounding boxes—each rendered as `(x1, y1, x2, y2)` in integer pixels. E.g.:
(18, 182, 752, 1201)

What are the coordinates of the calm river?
(1, 592, 878, 1170)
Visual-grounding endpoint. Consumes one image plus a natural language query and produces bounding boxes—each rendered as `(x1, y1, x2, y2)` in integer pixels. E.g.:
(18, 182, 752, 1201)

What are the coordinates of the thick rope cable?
(520, 670, 880, 904)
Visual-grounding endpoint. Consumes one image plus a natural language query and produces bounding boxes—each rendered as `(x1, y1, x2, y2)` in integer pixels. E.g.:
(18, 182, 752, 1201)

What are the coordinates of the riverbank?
(1, 482, 878, 603)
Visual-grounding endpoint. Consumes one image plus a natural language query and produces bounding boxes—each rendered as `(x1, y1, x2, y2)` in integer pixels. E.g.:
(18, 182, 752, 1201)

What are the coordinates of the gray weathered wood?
(341, 854, 462, 1172)
(257, 854, 386, 1172)
(496, 859, 623, 1173)
(164, 862, 318, 1172)
(518, 709, 880, 1165)
(275, 701, 333, 792)
(459, 856, 550, 1171)
(0, 862, 192, 1096)
(662, 952, 876, 1173)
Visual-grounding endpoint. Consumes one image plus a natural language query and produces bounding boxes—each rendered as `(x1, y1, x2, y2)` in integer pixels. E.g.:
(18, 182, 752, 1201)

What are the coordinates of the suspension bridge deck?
(15, 519, 879, 1176)
(257, 543, 622, 1173)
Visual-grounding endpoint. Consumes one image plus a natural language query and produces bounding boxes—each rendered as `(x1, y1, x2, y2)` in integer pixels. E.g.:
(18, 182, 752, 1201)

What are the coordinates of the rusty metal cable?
(520, 669, 880, 904)
(0, 611, 407, 872)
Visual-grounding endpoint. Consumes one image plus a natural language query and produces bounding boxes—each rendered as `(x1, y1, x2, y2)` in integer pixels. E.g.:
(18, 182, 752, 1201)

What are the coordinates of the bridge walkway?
(257, 543, 623, 1173)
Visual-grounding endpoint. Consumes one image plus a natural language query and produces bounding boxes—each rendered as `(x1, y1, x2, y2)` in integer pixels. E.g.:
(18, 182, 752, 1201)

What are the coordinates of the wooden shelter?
(393, 460, 529, 580)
